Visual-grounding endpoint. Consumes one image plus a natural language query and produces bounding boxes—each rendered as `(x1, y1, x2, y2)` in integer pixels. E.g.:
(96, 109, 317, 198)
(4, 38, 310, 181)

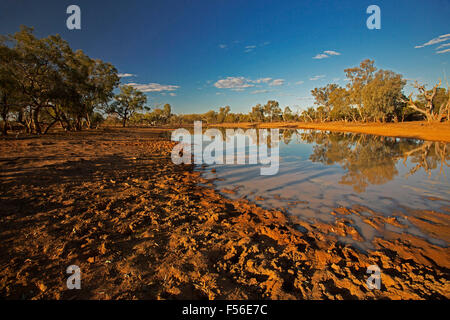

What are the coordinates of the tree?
(263, 100, 281, 122)
(1, 26, 119, 134)
(0, 44, 23, 135)
(162, 103, 172, 123)
(283, 106, 294, 121)
(401, 80, 449, 122)
(249, 104, 264, 122)
(344, 59, 377, 121)
(51, 49, 119, 131)
(217, 105, 230, 123)
(311, 84, 339, 121)
(108, 85, 147, 127)
(328, 87, 352, 121)
(300, 107, 316, 122)
(203, 110, 217, 124)
(361, 69, 406, 122)
(6, 26, 70, 134)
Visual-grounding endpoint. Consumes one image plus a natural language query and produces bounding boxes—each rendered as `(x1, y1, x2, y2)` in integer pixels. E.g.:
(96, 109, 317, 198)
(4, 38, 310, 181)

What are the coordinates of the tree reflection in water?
(279, 130, 449, 193)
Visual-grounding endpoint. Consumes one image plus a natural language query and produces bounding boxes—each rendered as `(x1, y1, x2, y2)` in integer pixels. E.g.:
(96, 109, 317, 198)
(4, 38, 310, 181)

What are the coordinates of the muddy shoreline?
(0, 128, 449, 299)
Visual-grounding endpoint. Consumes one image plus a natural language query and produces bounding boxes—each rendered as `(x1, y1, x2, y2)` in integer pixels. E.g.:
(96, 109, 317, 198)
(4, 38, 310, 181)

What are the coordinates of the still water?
(182, 129, 450, 249)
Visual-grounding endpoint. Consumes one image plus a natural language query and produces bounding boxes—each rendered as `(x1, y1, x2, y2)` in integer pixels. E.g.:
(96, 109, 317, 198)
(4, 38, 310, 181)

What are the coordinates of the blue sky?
(0, 0, 449, 114)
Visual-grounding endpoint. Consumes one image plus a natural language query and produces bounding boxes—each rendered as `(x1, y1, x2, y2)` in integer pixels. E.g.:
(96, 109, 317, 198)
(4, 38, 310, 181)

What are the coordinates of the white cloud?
(309, 75, 326, 81)
(437, 48, 450, 54)
(253, 77, 272, 84)
(323, 50, 341, 56)
(437, 43, 450, 49)
(217, 41, 270, 53)
(295, 80, 304, 85)
(214, 77, 255, 89)
(313, 53, 329, 59)
(118, 73, 136, 77)
(415, 33, 450, 48)
(251, 89, 270, 94)
(214, 76, 283, 90)
(126, 82, 179, 92)
(269, 79, 285, 86)
(313, 50, 341, 59)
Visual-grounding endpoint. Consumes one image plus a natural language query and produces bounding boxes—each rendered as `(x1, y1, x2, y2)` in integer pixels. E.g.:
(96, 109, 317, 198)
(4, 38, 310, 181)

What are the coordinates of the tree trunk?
(1, 118, 7, 135)
(1, 97, 8, 135)
(32, 107, 42, 134)
(1, 112, 8, 136)
(43, 119, 58, 134)
(85, 112, 92, 129)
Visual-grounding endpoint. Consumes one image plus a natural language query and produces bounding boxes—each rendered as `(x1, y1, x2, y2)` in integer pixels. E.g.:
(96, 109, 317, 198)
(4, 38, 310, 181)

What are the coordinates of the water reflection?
(200, 128, 449, 248)
(206, 128, 448, 191)
(297, 131, 449, 192)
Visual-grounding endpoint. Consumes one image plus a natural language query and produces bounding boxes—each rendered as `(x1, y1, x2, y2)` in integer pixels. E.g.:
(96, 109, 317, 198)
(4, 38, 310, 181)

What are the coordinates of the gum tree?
(107, 85, 148, 127)
(361, 69, 406, 122)
(311, 84, 339, 121)
(401, 80, 449, 122)
(344, 59, 377, 122)
(0, 44, 23, 135)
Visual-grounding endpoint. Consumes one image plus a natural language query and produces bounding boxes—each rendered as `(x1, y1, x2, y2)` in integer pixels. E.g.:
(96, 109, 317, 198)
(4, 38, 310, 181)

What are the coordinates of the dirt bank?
(0, 128, 448, 299)
(211, 121, 450, 143)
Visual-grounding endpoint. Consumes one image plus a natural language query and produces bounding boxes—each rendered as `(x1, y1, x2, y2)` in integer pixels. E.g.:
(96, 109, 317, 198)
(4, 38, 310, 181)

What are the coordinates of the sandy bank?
(211, 121, 450, 143)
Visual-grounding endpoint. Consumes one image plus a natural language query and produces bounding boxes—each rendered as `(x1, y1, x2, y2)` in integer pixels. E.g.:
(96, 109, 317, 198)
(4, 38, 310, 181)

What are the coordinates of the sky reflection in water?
(197, 129, 449, 249)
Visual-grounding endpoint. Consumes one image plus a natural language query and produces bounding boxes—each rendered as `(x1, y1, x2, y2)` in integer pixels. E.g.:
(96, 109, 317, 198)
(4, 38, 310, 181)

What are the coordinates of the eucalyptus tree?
(311, 84, 339, 121)
(402, 80, 449, 122)
(361, 69, 406, 122)
(282, 106, 294, 121)
(0, 44, 23, 135)
(216, 105, 231, 123)
(263, 100, 281, 122)
(344, 59, 377, 122)
(55, 49, 119, 130)
(162, 103, 172, 124)
(249, 104, 264, 122)
(6, 26, 69, 134)
(107, 85, 148, 127)
(0, 26, 119, 133)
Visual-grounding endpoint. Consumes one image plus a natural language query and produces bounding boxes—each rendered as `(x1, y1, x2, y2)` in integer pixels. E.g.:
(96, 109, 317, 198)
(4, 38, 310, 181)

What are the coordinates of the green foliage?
(361, 70, 406, 122)
(263, 100, 282, 122)
(311, 84, 339, 121)
(107, 85, 147, 127)
(304, 59, 438, 123)
(0, 26, 120, 135)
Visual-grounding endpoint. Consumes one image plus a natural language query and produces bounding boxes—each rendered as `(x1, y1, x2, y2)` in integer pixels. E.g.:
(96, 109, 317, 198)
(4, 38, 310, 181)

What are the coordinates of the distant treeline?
(116, 59, 450, 127)
(1, 27, 449, 135)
